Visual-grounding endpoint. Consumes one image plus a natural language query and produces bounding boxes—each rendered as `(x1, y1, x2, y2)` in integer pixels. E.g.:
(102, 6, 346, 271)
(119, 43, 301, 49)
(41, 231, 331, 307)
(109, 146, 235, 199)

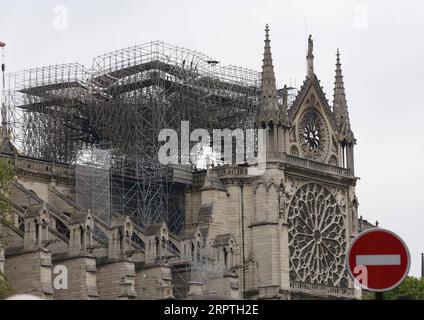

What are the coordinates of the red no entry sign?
(347, 228, 410, 292)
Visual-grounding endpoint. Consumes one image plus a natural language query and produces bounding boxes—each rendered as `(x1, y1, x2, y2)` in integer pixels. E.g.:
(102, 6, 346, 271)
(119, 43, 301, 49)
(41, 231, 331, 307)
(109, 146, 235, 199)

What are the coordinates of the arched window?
(156, 237, 160, 256)
(87, 225, 92, 246)
(229, 247, 234, 268)
(40, 218, 48, 242)
(80, 225, 85, 248)
(196, 241, 201, 261)
(191, 242, 195, 261)
(341, 140, 348, 168)
(162, 236, 166, 249)
(223, 248, 228, 268)
(35, 221, 40, 242)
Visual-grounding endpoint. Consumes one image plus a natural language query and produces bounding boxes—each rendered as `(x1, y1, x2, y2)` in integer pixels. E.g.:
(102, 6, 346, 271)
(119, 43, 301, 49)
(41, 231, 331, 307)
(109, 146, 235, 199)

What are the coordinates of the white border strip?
(356, 254, 401, 266)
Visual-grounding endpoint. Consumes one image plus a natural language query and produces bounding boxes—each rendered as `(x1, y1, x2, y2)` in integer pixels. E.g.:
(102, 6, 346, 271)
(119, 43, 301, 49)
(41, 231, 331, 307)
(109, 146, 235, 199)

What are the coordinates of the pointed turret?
(256, 24, 284, 128)
(332, 49, 354, 143)
(333, 49, 355, 173)
(260, 24, 278, 114)
(333, 49, 347, 124)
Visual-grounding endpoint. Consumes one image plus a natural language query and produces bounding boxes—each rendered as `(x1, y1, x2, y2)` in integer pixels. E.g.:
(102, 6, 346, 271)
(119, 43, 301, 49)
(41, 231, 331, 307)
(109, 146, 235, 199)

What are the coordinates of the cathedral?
(0, 25, 369, 299)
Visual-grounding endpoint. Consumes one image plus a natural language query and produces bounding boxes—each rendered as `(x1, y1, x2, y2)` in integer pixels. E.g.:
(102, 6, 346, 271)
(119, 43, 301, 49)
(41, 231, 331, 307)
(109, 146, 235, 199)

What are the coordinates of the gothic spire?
(257, 24, 283, 127)
(260, 24, 278, 113)
(333, 49, 353, 141)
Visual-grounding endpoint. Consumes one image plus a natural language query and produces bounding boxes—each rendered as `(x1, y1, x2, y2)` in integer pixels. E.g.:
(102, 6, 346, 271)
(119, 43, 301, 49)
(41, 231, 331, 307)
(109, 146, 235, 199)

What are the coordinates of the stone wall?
(5, 250, 53, 299)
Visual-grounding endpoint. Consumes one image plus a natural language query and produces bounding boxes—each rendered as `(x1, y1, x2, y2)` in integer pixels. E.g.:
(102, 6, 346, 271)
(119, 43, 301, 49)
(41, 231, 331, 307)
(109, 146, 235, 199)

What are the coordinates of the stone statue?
(307, 35, 313, 57)
(279, 184, 288, 222)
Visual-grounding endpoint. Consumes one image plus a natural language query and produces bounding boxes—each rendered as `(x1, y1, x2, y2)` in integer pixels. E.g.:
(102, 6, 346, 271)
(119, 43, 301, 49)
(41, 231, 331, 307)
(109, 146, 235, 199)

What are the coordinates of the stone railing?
(0, 153, 75, 185)
(215, 166, 248, 177)
(191, 152, 353, 186)
(290, 281, 355, 298)
(282, 154, 353, 177)
(192, 166, 250, 187)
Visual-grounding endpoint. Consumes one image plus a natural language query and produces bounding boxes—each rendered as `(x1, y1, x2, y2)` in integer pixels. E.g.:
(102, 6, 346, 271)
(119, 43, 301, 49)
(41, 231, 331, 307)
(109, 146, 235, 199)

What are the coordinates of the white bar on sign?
(356, 254, 401, 266)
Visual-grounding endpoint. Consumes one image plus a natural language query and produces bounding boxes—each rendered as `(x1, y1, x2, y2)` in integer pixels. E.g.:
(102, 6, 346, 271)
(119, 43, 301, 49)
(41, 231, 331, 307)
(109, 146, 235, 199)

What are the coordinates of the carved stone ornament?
(298, 108, 330, 162)
(288, 183, 348, 287)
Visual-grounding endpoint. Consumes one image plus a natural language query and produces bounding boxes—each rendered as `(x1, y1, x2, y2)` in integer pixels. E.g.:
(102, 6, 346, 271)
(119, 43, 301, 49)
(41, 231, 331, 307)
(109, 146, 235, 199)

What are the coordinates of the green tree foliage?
(0, 271, 12, 299)
(0, 158, 15, 299)
(0, 158, 15, 224)
(363, 276, 424, 300)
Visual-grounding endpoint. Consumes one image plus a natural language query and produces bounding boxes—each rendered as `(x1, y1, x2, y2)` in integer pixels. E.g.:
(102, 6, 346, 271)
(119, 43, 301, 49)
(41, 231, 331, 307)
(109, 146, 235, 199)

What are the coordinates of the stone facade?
(178, 26, 361, 300)
(0, 25, 364, 300)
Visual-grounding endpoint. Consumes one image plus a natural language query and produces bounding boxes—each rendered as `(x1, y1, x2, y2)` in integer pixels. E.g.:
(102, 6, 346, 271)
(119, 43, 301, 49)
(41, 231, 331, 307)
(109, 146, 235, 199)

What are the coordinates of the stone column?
(223, 270, 240, 299)
(347, 144, 355, 174)
(97, 259, 137, 300)
(53, 256, 99, 300)
(251, 181, 281, 298)
(135, 263, 174, 300)
(280, 220, 290, 292)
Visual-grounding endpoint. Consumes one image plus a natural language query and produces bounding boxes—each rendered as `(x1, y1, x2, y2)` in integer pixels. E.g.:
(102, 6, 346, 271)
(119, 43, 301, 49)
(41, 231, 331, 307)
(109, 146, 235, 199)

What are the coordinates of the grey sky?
(1, 0, 423, 276)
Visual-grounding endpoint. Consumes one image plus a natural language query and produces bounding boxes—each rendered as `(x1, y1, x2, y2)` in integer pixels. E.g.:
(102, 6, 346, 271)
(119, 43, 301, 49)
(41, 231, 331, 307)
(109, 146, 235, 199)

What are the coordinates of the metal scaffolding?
(4, 41, 262, 234)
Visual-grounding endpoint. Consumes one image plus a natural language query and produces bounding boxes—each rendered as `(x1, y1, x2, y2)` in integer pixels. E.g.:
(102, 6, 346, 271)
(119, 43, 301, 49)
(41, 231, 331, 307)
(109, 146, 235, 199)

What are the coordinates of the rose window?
(288, 183, 348, 287)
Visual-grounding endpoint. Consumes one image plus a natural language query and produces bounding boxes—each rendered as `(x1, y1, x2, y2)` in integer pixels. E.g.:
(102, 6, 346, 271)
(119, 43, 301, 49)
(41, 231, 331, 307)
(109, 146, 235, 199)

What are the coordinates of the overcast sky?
(1, 0, 423, 277)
